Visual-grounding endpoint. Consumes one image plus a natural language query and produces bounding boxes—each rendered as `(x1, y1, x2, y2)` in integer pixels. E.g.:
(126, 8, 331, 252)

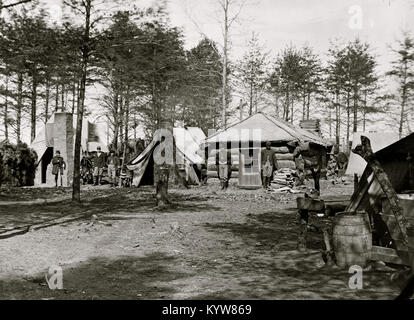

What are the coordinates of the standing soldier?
(106, 150, 120, 187)
(93, 146, 105, 186)
(216, 148, 232, 190)
(261, 141, 278, 190)
(291, 140, 325, 193)
(81, 151, 93, 185)
(52, 150, 66, 187)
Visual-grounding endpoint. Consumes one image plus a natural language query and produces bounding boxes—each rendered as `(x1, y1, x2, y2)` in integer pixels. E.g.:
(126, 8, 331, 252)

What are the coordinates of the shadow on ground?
(0, 188, 221, 232)
(203, 209, 327, 252)
(197, 209, 398, 299)
(0, 252, 193, 299)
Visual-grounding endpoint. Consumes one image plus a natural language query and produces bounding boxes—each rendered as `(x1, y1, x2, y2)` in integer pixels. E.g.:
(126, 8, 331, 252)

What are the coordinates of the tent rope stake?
(352, 135, 409, 246)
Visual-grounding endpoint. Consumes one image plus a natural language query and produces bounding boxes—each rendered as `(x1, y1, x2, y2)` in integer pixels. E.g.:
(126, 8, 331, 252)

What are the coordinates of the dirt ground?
(0, 179, 403, 300)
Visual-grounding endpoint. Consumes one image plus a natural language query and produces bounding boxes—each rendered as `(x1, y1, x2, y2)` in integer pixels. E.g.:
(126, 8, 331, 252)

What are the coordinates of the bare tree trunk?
(112, 92, 119, 150)
(363, 90, 367, 132)
(290, 98, 294, 123)
(284, 87, 289, 121)
(4, 75, 8, 141)
(221, 0, 229, 128)
(72, 81, 76, 114)
(346, 90, 350, 151)
(335, 91, 340, 153)
(353, 87, 358, 133)
(155, 119, 173, 208)
(274, 90, 279, 118)
(306, 90, 311, 120)
(55, 83, 59, 112)
(30, 70, 38, 142)
(124, 87, 130, 147)
(76, 79, 80, 115)
(119, 94, 124, 149)
(250, 81, 254, 115)
(302, 92, 306, 120)
(16, 72, 23, 143)
(61, 83, 65, 111)
(399, 60, 408, 139)
(72, 0, 91, 202)
(45, 78, 50, 123)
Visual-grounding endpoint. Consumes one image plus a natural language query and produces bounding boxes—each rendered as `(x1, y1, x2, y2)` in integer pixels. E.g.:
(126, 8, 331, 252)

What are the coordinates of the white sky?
(42, 0, 414, 70)
(6, 0, 414, 143)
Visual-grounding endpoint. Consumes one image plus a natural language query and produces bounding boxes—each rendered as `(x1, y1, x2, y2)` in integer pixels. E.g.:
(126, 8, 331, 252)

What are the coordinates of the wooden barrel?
(333, 212, 372, 268)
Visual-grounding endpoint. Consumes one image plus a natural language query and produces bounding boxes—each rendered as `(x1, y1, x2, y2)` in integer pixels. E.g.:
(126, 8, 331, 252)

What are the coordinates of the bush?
(0, 142, 37, 187)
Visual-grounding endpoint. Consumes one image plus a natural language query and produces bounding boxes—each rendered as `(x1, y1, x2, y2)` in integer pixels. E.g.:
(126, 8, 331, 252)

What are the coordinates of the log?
(352, 135, 409, 246)
(277, 160, 296, 170)
(275, 153, 294, 161)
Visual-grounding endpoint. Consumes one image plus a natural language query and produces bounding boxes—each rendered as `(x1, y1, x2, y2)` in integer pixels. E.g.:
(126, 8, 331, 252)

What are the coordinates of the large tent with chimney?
(203, 112, 331, 188)
(126, 127, 206, 187)
(30, 112, 108, 187)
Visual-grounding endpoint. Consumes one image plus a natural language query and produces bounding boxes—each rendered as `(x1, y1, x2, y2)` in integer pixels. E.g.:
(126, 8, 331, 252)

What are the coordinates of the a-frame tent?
(127, 127, 206, 187)
(345, 132, 398, 177)
(31, 112, 108, 166)
(30, 112, 108, 187)
(347, 133, 414, 265)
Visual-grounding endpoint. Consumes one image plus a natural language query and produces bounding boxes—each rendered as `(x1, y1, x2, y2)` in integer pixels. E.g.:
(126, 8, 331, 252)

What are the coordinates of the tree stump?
(155, 165, 170, 208)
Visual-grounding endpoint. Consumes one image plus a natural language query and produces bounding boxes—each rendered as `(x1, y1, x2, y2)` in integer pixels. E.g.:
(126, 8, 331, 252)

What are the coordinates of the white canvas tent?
(345, 132, 399, 176)
(127, 127, 206, 187)
(31, 112, 108, 165)
(30, 112, 108, 187)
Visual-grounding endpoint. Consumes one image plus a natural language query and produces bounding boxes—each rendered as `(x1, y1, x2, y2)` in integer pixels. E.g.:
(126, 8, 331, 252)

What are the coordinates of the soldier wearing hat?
(92, 146, 106, 185)
(52, 150, 66, 187)
(261, 141, 278, 190)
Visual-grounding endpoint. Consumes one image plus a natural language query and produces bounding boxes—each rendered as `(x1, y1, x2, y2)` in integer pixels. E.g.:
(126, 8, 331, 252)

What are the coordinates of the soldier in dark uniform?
(52, 150, 66, 187)
(261, 141, 278, 189)
(215, 148, 232, 190)
(292, 140, 325, 193)
(92, 146, 106, 186)
(81, 151, 93, 185)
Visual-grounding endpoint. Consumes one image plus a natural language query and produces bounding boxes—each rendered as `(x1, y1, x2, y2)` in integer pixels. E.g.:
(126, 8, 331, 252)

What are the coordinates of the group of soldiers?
(214, 140, 328, 193)
(51, 147, 122, 187)
(80, 147, 121, 186)
(214, 141, 282, 191)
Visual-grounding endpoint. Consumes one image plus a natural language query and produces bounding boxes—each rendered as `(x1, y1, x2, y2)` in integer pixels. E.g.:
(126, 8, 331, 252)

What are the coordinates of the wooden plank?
(371, 246, 410, 266)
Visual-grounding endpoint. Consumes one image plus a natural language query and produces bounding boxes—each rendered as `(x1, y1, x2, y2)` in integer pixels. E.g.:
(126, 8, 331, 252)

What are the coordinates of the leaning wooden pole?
(352, 135, 409, 246)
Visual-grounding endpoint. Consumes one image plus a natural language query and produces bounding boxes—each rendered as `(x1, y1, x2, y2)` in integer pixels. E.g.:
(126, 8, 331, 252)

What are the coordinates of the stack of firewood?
(271, 168, 296, 188)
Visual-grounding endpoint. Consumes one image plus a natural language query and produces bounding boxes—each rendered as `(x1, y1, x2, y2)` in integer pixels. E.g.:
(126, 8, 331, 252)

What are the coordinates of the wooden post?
(323, 228, 334, 266)
(298, 209, 308, 252)
(352, 135, 409, 246)
(354, 173, 359, 192)
(408, 225, 414, 275)
(407, 153, 414, 190)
